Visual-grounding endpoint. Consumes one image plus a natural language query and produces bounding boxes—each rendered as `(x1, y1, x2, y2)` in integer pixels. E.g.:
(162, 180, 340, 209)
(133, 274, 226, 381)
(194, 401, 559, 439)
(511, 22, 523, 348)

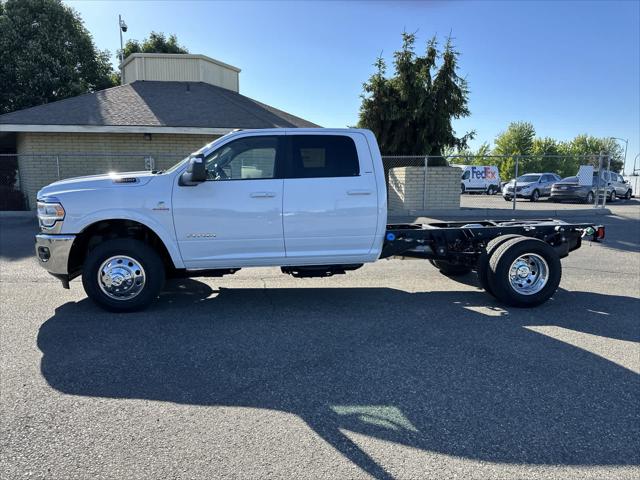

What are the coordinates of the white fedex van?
(455, 165, 501, 194)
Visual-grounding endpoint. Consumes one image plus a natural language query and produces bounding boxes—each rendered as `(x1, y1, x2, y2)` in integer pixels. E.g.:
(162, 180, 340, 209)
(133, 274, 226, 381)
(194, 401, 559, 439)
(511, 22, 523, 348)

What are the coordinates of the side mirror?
(179, 154, 207, 186)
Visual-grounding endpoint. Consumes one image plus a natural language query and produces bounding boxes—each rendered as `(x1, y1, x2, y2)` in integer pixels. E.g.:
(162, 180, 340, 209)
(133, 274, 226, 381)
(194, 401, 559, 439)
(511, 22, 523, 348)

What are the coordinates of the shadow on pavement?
(38, 279, 640, 479)
(589, 212, 640, 253)
(0, 217, 38, 261)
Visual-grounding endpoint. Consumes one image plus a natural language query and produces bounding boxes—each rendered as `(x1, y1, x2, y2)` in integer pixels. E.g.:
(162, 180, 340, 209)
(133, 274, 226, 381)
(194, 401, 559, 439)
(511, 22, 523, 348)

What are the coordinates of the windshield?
(163, 133, 236, 174)
(559, 176, 578, 183)
(515, 174, 540, 183)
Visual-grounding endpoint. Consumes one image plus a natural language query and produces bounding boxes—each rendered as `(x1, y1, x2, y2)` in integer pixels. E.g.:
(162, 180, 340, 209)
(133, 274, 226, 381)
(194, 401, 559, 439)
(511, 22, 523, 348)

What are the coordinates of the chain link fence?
(0, 153, 186, 210)
(383, 153, 629, 214)
(0, 151, 631, 211)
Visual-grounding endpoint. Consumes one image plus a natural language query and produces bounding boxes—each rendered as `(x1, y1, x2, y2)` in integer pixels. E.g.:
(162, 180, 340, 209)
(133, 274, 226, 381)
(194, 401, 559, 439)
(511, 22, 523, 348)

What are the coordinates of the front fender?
(69, 209, 185, 269)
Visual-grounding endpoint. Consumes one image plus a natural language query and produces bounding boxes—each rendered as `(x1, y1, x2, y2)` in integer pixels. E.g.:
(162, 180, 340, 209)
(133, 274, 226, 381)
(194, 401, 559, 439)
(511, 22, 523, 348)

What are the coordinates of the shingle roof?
(0, 81, 320, 129)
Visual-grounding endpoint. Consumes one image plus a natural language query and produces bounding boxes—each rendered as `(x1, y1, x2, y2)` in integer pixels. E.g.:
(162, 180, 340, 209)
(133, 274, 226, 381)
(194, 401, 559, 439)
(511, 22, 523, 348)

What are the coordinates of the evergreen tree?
(358, 33, 474, 160)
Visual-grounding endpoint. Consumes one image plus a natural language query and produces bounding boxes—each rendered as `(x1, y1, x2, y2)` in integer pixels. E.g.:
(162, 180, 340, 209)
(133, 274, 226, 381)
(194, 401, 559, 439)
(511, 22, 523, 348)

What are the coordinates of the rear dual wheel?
(476, 234, 522, 295)
(479, 236, 561, 307)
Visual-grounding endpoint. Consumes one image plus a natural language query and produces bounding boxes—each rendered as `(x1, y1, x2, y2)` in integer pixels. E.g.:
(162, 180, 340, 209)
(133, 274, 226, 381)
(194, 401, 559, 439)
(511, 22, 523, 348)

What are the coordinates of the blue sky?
(66, 0, 640, 172)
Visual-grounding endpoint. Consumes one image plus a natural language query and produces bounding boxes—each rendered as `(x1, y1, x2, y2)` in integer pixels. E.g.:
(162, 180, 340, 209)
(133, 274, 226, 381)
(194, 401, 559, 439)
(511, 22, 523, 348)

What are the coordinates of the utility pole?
(118, 15, 128, 85)
(610, 137, 628, 174)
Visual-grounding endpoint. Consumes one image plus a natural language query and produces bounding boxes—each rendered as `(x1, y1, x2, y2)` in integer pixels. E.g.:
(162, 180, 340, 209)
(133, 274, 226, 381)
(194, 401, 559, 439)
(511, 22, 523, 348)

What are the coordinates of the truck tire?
(487, 237, 561, 307)
(476, 234, 523, 296)
(82, 238, 165, 312)
(430, 259, 472, 277)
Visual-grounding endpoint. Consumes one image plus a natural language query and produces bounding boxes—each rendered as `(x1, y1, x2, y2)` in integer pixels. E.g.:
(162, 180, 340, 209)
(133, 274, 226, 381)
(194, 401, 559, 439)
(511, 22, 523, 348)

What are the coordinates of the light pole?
(118, 15, 128, 85)
(610, 137, 628, 174)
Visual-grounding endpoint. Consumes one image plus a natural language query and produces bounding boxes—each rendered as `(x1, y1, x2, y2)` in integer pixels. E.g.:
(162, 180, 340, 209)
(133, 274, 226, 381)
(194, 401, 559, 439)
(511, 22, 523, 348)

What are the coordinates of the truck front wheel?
(82, 239, 165, 312)
(487, 237, 561, 307)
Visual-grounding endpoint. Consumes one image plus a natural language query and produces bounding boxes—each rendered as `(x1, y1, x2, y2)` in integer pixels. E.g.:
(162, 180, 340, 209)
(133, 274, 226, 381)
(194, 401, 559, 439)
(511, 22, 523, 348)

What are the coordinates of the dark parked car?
(551, 173, 606, 203)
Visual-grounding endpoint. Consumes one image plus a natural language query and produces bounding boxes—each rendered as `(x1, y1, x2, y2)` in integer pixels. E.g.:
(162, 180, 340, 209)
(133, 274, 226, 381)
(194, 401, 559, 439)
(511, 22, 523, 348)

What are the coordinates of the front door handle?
(347, 190, 372, 196)
(250, 192, 276, 198)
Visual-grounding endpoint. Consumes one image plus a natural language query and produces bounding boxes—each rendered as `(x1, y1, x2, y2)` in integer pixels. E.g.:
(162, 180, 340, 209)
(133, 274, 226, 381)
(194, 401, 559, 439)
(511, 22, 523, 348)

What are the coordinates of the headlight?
(37, 200, 65, 228)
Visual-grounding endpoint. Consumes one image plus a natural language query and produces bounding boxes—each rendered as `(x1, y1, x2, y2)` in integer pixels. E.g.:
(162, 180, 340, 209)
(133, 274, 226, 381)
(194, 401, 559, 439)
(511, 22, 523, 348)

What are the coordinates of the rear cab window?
(287, 135, 359, 178)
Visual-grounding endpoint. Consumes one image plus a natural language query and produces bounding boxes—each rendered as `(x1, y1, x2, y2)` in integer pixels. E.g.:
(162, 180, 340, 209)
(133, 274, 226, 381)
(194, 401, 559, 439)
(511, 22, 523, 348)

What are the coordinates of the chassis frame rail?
(380, 219, 604, 265)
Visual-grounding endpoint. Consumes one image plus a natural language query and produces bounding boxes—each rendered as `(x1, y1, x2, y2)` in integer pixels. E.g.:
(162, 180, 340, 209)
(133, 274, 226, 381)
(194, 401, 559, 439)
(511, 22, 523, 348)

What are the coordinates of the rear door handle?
(347, 190, 372, 196)
(250, 191, 276, 198)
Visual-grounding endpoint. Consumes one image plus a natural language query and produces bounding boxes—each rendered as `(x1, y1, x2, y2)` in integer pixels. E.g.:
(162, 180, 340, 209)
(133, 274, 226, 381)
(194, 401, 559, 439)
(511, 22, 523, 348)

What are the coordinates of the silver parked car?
(602, 170, 633, 201)
(502, 173, 562, 202)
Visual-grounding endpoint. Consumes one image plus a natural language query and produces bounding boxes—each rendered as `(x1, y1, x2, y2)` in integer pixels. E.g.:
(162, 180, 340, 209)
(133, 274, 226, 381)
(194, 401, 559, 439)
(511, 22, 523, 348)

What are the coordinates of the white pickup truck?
(35, 128, 604, 312)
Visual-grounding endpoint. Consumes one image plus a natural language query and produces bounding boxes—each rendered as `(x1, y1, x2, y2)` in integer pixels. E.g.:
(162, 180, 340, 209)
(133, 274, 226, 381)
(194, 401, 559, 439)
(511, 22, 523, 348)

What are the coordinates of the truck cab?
(172, 129, 386, 268)
(35, 129, 387, 310)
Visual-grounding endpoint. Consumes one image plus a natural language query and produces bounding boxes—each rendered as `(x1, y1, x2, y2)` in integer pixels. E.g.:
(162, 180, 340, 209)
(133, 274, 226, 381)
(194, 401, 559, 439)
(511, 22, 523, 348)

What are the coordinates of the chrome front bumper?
(35, 234, 76, 275)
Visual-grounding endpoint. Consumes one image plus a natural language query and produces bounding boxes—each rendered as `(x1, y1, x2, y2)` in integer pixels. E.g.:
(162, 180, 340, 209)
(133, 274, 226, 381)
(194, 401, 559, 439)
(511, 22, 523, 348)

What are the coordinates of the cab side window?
(462, 170, 470, 180)
(205, 136, 279, 180)
(288, 135, 359, 178)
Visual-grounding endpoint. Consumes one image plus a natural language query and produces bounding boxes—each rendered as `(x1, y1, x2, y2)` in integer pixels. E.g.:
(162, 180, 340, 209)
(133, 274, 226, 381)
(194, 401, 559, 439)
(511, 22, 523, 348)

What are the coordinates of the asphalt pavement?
(1, 205, 639, 480)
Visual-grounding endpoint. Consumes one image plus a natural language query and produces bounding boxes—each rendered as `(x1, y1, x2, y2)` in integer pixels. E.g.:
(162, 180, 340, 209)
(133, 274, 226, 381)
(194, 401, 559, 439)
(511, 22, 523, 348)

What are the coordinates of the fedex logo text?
(471, 167, 497, 180)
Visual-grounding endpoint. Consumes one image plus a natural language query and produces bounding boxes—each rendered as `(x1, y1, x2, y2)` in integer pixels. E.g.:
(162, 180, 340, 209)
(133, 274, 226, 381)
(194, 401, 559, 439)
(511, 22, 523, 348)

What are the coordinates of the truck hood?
(37, 171, 156, 200)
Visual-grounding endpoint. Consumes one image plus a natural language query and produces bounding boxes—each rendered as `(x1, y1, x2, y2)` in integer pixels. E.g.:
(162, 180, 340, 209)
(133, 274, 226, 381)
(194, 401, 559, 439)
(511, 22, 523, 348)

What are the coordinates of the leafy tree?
(0, 0, 116, 114)
(559, 134, 623, 172)
(119, 31, 188, 60)
(456, 142, 492, 166)
(357, 32, 474, 161)
(529, 137, 563, 174)
(493, 121, 536, 179)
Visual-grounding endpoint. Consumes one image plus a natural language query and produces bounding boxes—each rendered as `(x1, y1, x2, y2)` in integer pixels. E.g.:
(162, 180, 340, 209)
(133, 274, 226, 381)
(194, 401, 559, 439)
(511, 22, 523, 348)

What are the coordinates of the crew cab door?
(172, 135, 286, 268)
(282, 132, 379, 262)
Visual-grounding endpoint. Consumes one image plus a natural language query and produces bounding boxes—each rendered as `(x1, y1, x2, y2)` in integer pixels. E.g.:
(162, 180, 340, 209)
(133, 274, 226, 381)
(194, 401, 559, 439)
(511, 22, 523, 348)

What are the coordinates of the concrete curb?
(0, 211, 35, 218)
(388, 208, 611, 222)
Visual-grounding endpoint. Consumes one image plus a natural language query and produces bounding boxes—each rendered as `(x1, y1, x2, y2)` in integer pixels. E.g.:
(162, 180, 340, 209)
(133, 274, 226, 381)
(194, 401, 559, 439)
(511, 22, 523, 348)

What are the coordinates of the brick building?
(0, 53, 318, 208)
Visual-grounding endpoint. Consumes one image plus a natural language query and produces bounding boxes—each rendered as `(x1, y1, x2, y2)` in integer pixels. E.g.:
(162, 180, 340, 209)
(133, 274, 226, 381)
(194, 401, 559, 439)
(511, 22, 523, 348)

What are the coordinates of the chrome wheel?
(508, 253, 548, 295)
(97, 255, 146, 300)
